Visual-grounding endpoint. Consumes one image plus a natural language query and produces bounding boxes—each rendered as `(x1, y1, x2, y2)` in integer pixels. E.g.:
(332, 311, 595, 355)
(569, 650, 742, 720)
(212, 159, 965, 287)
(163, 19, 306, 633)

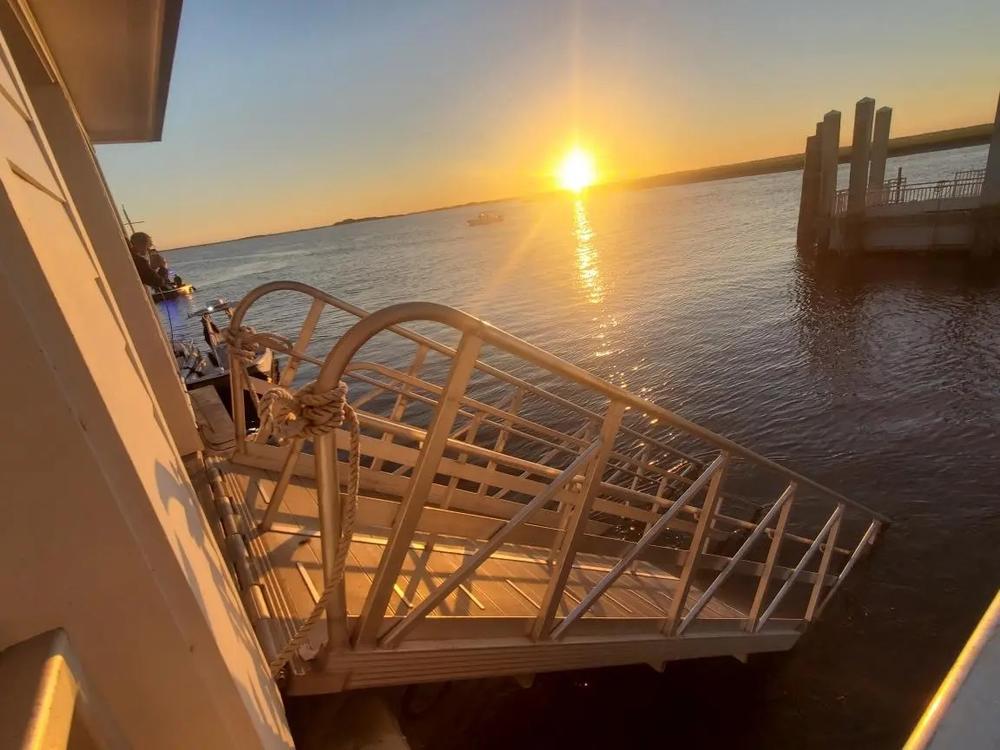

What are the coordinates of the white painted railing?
(225, 281, 887, 658)
(834, 169, 985, 215)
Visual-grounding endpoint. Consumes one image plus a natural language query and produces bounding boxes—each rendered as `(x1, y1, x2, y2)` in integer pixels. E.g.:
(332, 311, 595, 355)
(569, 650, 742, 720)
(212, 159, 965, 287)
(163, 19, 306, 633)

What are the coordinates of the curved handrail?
(314, 300, 888, 522)
(228, 280, 701, 465)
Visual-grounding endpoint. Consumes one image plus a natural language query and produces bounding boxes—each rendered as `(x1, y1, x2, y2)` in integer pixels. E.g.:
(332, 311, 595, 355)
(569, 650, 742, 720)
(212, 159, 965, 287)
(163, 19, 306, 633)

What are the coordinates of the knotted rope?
(257, 382, 349, 441)
(223, 325, 260, 365)
(264, 380, 361, 677)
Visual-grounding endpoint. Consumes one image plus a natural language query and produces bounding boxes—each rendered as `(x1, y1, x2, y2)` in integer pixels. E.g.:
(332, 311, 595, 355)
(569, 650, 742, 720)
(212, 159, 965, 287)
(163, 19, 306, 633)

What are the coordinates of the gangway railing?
(221, 281, 888, 683)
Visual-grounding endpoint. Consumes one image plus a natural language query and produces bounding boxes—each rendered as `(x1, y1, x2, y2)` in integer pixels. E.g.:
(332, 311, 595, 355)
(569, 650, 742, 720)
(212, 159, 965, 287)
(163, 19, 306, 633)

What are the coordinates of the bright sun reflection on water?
(573, 198, 604, 305)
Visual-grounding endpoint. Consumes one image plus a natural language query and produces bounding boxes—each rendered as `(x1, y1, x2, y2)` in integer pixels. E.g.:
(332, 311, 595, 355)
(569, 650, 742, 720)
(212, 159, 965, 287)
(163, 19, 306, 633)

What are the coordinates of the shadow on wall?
(154, 458, 293, 749)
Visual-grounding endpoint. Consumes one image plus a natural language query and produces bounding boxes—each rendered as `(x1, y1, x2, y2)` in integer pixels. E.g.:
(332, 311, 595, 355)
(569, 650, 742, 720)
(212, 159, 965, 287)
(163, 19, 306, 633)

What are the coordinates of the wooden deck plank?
(220, 460, 751, 635)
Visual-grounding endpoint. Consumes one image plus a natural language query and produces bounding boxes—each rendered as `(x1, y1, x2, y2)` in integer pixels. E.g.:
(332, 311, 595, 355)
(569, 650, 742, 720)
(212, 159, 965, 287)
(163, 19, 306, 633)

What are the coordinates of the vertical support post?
(797, 126, 823, 250)
(804, 504, 843, 621)
(630, 445, 650, 491)
(315, 431, 349, 650)
(745, 484, 794, 632)
(441, 411, 483, 509)
(817, 110, 842, 232)
(868, 106, 893, 200)
(847, 97, 876, 214)
(477, 386, 523, 496)
(663, 452, 729, 635)
(279, 298, 325, 388)
(352, 333, 483, 647)
(230, 361, 247, 453)
(371, 343, 428, 472)
(531, 400, 625, 640)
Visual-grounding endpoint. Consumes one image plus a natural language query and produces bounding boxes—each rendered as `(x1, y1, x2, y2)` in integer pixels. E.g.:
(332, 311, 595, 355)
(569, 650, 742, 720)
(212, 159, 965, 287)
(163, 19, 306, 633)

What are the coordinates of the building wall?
(0, 15, 293, 750)
(0, 0, 201, 456)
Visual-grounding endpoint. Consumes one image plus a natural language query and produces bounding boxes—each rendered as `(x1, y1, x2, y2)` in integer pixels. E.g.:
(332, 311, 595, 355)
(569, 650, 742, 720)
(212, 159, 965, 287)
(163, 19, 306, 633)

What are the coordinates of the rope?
(257, 382, 349, 441)
(223, 325, 260, 365)
(263, 380, 361, 677)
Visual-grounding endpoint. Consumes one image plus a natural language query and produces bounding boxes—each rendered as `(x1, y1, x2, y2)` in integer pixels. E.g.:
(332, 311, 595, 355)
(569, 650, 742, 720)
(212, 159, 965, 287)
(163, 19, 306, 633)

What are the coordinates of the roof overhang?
(18, 0, 182, 143)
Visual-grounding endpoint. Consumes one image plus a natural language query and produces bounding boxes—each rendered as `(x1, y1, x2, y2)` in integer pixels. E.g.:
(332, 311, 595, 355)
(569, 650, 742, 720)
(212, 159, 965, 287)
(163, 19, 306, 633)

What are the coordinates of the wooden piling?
(796, 127, 822, 250)
(817, 111, 841, 251)
(818, 111, 841, 215)
(846, 97, 876, 214)
(868, 106, 893, 196)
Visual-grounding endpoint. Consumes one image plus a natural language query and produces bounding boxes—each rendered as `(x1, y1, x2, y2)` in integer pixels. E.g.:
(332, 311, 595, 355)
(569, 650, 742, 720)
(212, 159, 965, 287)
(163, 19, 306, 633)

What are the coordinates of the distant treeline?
(616, 123, 993, 192)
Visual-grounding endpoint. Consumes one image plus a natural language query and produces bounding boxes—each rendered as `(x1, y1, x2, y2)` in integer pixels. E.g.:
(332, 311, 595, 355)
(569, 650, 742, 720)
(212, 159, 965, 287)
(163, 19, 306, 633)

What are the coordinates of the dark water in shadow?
(162, 144, 998, 748)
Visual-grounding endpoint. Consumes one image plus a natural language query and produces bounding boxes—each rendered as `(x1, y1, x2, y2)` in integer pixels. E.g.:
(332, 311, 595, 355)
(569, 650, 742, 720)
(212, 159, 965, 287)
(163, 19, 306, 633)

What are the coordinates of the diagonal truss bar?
(549, 453, 727, 640)
(814, 519, 881, 619)
(677, 482, 796, 634)
(755, 504, 844, 631)
(352, 333, 483, 648)
(379, 439, 603, 647)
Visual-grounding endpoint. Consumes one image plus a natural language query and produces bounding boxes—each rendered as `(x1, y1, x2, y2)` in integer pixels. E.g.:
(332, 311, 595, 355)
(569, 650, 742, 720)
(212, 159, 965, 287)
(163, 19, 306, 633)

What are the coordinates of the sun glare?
(557, 147, 597, 193)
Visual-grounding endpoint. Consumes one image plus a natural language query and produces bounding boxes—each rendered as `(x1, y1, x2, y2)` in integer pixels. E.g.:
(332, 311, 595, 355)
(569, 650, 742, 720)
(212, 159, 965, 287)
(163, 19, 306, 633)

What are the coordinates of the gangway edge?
(205, 281, 887, 694)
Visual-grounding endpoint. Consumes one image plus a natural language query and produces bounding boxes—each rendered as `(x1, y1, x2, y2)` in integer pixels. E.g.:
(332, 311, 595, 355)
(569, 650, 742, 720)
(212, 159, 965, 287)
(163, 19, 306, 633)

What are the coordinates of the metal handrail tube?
(228, 281, 701, 466)
(310, 301, 886, 522)
(380, 440, 603, 647)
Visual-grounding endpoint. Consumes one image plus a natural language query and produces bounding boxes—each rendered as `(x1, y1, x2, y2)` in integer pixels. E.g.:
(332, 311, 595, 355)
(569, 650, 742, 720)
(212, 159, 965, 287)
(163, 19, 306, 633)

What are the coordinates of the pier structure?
(796, 92, 1000, 256)
(203, 282, 888, 695)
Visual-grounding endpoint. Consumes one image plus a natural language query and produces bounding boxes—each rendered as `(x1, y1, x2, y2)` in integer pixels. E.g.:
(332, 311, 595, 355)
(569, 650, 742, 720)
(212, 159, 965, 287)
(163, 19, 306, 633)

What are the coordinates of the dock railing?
(834, 168, 985, 215)
(224, 282, 887, 670)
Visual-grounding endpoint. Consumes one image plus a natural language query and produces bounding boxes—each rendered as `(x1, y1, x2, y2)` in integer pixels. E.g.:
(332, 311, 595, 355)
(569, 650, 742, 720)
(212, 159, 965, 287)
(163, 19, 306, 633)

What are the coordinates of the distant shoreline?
(163, 122, 992, 252)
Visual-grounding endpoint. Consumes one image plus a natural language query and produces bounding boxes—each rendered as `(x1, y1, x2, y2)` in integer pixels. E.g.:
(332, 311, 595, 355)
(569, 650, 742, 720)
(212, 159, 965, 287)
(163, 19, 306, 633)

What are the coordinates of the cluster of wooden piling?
(797, 92, 1000, 256)
(796, 98, 893, 252)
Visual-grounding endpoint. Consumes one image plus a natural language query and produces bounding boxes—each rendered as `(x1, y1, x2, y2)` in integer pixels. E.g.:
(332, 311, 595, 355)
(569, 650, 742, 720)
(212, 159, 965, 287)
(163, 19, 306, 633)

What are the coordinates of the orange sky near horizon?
(95, 1, 1000, 249)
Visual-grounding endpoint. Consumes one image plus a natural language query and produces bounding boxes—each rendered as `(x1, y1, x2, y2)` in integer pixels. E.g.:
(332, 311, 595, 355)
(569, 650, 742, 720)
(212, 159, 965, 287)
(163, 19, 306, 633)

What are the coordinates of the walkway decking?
(211, 458, 799, 694)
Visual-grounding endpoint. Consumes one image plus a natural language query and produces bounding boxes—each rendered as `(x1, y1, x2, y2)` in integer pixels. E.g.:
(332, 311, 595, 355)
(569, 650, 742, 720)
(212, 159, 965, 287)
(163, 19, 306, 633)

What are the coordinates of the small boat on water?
(152, 283, 196, 302)
(467, 211, 503, 226)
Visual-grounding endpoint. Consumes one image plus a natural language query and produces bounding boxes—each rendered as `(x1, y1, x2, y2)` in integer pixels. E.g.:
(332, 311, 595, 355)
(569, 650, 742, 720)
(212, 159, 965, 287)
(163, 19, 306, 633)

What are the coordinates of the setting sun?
(557, 147, 597, 193)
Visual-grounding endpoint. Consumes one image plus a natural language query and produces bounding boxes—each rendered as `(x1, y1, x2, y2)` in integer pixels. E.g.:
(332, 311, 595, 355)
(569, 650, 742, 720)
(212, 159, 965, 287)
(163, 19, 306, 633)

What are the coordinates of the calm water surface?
(162, 145, 999, 749)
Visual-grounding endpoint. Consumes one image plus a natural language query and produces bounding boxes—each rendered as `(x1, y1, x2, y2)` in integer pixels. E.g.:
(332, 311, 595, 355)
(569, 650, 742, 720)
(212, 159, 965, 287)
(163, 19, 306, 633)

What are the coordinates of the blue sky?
(96, 0, 1000, 247)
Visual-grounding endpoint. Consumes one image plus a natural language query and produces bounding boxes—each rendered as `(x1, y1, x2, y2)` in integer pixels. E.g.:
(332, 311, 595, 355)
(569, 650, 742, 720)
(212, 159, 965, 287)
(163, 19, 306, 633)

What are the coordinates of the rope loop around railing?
(267, 387, 361, 677)
(256, 380, 350, 442)
(223, 325, 260, 365)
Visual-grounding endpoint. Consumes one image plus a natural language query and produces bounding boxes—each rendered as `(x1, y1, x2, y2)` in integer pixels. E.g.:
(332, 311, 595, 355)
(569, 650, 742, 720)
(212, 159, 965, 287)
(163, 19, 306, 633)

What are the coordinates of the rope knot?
(224, 325, 260, 364)
(258, 380, 349, 441)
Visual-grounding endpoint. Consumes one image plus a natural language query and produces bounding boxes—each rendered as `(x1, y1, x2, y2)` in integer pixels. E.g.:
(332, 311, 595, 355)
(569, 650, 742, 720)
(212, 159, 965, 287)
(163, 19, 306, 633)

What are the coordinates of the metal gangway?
(205, 281, 887, 695)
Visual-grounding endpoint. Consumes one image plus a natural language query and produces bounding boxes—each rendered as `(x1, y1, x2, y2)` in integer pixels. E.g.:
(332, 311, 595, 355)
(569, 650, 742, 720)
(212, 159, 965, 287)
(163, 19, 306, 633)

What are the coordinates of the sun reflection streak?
(573, 198, 604, 304)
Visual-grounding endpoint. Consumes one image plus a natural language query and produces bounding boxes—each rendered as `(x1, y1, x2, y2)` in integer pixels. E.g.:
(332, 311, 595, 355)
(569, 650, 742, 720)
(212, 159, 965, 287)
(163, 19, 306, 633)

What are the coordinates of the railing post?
(229, 358, 247, 453)
(755, 505, 844, 631)
(815, 520, 881, 619)
(352, 333, 483, 648)
(663, 452, 729, 636)
(371, 343, 428, 472)
(531, 400, 625, 641)
(804, 504, 844, 621)
(279, 298, 325, 387)
(745, 483, 795, 632)
(315, 429, 349, 651)
(478, 386, 523, 496)
(630, 445, 650, 491)
(441, 411, 483, 509)
(678, 482, 796, 635)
